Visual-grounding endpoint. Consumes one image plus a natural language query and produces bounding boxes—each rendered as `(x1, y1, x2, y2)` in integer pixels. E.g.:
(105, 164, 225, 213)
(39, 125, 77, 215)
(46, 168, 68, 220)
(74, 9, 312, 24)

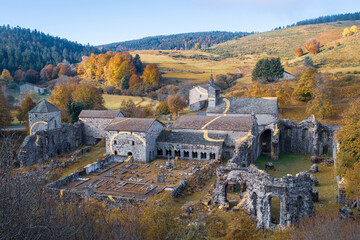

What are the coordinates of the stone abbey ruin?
(16, 76, 338, 229)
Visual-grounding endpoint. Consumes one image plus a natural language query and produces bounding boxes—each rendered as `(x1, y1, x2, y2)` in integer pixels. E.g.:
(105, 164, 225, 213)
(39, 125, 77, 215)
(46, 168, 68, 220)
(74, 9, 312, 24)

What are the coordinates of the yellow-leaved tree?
(344, 162, 360, 210)
(1, 69, 13, 82)
(142, 64, 161, 86)
(350, 25, 358, 35)
(343, 27, 351, 37)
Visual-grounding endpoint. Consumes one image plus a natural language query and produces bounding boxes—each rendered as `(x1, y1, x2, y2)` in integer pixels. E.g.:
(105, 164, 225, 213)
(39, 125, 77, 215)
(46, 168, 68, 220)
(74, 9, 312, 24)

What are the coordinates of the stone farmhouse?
(20, 82, 46, 94)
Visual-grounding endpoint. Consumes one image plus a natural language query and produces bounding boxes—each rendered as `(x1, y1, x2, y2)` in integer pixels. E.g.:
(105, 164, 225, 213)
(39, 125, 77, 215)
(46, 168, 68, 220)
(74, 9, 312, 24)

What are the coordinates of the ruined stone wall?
(81, 117, 115, 143)
(279, 116, 335, 156)
(213, 165, 316, 229)
(17, 122, 85, 166)
(156, 142, 222, 161)
(226, 134, 260, 168)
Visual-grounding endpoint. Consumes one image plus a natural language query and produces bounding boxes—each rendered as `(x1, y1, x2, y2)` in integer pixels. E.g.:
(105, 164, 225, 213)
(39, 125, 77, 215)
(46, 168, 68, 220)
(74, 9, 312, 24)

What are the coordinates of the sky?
(0, 0, 359, 46)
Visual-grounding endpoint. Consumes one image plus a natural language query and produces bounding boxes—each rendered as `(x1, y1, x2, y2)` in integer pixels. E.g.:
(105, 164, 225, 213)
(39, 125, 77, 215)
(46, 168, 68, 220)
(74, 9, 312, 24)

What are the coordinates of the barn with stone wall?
(79, 110, 124, 144)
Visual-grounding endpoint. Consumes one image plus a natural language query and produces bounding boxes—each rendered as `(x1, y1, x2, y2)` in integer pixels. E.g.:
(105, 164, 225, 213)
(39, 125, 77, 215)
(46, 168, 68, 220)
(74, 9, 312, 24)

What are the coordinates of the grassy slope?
(207, 20, 360, 72)
(103, 94, 159, 110)
(132, 20, 360, 87)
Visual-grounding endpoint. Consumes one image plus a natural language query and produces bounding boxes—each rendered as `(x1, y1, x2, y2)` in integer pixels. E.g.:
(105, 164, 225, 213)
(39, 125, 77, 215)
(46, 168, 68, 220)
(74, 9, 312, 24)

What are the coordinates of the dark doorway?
(270, 196, 281, 225)
(260, 130, 272, 153)
(128, 152, 132, 156)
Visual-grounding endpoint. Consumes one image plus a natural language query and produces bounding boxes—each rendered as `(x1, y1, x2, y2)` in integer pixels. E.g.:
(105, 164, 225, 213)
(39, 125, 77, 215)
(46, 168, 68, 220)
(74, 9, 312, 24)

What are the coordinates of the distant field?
(103, 94, 159, 110)
(132, 50, 244, 85)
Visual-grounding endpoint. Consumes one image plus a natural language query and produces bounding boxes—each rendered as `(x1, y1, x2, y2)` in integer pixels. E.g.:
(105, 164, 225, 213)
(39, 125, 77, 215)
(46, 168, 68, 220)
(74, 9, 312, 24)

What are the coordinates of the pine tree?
(121, 74, 130, 90)
(134, 54, 143, 73)
(252, 58, 284, 83)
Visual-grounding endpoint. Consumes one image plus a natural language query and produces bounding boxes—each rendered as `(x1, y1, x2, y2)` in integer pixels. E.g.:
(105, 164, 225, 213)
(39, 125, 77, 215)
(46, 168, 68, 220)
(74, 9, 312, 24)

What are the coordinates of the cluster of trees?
(0, 25, 100, 73)
(342, 25, 359, 37)
(155, 95, 186, 117)
(252, 58, 284, 83)
(78, 52, 161, 91)
(293, 12, 360, 26)
(294, 38, 321, 57)
(292, 68, 334, 119)
(102, 31, 249, 51)
(215, 73, 242, 90)
(49, 79, 105, 122)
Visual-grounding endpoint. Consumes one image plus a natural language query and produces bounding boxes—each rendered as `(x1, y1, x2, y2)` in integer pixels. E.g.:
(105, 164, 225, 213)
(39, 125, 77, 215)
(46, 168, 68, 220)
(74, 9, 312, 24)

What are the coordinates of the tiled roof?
(207, 97, 278, 115)
(79, 110, 123, 118)
(105, 117, 164, 132)
(157, 130, 225, 146)
(172, 115, 252, 132)
(22, 82, 45, 88)
(29, 100, 60, 113)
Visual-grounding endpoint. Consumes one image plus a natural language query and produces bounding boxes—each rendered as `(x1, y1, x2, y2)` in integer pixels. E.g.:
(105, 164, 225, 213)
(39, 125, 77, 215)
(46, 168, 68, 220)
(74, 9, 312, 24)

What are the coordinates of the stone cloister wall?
(279, 115, 335, 156)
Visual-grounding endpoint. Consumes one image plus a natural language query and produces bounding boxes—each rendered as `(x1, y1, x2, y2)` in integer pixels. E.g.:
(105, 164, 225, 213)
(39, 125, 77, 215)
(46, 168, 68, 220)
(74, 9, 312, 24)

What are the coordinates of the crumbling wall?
(81, 117, 115, 144)
(213, 165, 316, 229)
(17, 122, 85, 166)
(279, 115, 335, 156)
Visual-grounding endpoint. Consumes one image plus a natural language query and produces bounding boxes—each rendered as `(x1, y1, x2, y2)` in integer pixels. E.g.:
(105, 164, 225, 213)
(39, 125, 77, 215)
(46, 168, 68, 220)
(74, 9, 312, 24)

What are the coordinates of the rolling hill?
(101, 31, 250, 51)
(0, 25, 102, 73)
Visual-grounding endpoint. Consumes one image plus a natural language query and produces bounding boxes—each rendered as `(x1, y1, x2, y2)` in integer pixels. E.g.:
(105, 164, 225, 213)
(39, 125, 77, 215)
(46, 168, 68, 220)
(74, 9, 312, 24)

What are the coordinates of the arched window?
(302, 129, 308, 140)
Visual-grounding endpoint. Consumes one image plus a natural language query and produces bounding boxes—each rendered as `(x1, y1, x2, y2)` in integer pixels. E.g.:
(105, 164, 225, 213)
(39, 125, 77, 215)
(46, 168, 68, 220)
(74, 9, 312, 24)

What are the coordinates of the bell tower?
(208, 74, 220, 109)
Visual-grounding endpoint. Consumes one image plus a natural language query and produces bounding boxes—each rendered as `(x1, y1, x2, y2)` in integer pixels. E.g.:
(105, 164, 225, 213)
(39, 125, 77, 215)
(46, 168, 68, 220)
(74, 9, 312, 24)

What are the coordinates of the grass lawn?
(103, 94, 159, 110)
(52, 140, 107, 181)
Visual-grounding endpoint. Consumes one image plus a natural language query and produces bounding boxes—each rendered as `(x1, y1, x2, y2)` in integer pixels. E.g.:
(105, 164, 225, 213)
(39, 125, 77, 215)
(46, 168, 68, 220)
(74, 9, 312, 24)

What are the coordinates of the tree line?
(101, 31, 250, 51)
(292, 12, 360, 27)
(0, 25, 101, 73)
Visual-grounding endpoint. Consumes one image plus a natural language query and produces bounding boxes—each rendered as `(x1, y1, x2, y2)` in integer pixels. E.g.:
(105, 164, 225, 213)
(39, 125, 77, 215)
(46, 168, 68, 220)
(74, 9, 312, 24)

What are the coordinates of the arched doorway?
(260, 130, 272, 154)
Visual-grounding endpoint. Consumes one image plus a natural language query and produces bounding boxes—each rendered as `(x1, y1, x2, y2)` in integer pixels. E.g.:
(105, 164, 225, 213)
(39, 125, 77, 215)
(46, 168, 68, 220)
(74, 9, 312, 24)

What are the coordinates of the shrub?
(294, 48, 304, 57)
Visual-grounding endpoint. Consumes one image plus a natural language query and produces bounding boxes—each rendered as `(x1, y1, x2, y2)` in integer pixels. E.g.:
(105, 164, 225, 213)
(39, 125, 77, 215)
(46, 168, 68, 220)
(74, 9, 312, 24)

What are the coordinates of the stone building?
(20, 82, 46, 94)
(105, 117, 165, 163)
(79, 110, 124, 144)
(189, 76, 278, 130)
(29, 100, 62, 135)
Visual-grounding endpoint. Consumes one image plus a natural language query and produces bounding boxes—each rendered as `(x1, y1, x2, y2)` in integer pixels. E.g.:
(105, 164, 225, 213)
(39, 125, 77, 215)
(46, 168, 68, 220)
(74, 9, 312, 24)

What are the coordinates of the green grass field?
(102, 94, 159, 110)
(256, 153, 339, 215)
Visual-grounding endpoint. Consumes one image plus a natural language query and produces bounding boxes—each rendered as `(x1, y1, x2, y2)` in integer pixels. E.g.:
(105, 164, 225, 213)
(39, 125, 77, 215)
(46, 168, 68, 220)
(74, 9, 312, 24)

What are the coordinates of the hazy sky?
(0, 0, 358, 45)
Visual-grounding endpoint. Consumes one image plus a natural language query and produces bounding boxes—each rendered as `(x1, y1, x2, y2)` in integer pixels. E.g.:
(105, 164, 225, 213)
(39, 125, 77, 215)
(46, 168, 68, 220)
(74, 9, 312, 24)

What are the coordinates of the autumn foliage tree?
(0, 91, 12, 129)
(129, 74, 142, 88)
(336, 98, 360, 175)
(344, 162, 360, 210)
(167, 95, 186, 117)
(304, 38, 320, 54)
(49, 79, 105, 122)
(294, 48, 304, 57)
(155, 101, 170, 115)
(293, 68, 317, 101)
(1, 69, 12, 82)
(142, 64, 161, 86)
(16, 95, 35, 130)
